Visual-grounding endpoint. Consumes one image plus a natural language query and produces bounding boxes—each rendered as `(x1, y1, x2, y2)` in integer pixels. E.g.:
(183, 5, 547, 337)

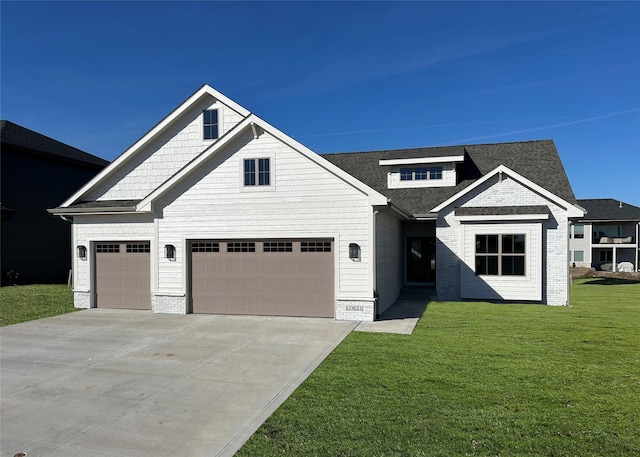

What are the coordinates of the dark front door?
(406, 237, 436, 283)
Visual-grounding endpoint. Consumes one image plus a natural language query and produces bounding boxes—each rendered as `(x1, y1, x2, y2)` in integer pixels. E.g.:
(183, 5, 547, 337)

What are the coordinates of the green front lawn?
(237, 278, 640, 456)
(0, 284, 77, 326)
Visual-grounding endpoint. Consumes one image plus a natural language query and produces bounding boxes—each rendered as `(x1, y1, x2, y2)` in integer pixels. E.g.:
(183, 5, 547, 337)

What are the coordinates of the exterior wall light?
(165, 244, 176, 260)
(77, 245, 87, 260)
(349, 243, 361, 261)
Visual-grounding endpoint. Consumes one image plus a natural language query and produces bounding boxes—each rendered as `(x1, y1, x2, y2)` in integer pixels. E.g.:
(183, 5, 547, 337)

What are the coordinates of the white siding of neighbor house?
(154, 129, 375, 306)
(375, 209, 404, 314)
(86, 97, 245, 201)
(72, 214, 155, 306)
(436, 174, 571, 306)
(569, 222, 591, 268)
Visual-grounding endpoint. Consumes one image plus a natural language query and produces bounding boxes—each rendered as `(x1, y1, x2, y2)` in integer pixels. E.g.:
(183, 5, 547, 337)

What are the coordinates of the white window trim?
(202, 104, 221, 142)
(239, 154, 275, 192)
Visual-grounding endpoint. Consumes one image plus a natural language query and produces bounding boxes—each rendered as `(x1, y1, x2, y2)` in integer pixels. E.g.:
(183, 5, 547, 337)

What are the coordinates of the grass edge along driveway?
(0, 284, 77, 326)
(237, 278, 639, 457)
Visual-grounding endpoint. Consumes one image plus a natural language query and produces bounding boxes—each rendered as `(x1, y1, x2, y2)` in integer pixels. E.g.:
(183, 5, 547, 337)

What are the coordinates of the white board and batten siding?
(154, 131, 376, 318)
(86, 97, 245, 202)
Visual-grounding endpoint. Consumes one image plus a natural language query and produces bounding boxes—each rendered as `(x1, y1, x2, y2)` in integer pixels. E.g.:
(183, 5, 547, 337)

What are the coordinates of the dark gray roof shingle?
(322, 140, 577, 215)
(578, 199, 640, 221)
(1, 120, 109, 168)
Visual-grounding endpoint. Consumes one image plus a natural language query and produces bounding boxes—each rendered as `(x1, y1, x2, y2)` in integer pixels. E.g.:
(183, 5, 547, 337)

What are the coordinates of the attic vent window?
(203, 109, 218, 140)
(400, 166, 443, 181)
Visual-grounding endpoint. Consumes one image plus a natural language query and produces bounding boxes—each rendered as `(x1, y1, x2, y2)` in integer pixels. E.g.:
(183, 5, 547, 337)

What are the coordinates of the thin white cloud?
(448, 108, 640, 144)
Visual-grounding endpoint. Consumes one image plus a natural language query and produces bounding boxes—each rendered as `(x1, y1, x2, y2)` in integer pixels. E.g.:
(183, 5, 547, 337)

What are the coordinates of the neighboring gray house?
(1, 120, 109, 285)
(569, 198, 640, 272)
(50, 85, 583, 321)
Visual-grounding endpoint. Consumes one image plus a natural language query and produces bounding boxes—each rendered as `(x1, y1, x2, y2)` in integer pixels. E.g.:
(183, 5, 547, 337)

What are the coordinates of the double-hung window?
(244, 158, 270, 186)
(475, 234, 525, 276)
(203, 109, 218, 140)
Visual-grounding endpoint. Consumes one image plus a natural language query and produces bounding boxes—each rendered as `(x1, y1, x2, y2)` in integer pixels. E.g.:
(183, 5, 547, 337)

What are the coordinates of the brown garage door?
(191, 239, 334, 317)
(95, 242, 151, 309)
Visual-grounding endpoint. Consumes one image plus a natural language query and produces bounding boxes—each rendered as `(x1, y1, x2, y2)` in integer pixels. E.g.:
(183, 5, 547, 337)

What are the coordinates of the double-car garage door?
(94, 239, 334, 317)
(191, 239, 334, 317)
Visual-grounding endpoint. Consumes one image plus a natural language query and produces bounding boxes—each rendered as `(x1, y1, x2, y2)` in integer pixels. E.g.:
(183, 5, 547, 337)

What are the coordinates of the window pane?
(513, 235, 525, 253)
(475, 256, 486, 275)
(414, 168, 428, 180)
(574, 224, 584, 238)
(487, 256, 499, 275)
(574, 250, 584, 262)
(502, 235, 514, 253)
(244, 159, 255, 186)
(429, 167, 443, 179)
(258, 158, 270, 185)
(503, 256, 525, 275)
(203, 109, 218, 140)
(476, 235, 487, 253)
(400, 168, 412, 181)
(487, 235, 498, 253)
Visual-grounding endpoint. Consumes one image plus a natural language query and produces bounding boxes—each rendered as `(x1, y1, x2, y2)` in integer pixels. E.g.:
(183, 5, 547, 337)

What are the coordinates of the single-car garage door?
(95, 241, 151, 309)
(191, 239, 334, 317)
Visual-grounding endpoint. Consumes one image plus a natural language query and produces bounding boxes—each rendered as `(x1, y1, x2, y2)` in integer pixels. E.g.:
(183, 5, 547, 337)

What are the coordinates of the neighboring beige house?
(569, 199, 640, 272)
(50, 85, 584, 321)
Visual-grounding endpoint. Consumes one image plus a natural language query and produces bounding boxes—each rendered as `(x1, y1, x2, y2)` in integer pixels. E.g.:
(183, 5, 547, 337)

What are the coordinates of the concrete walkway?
(0, 310, 356, 457)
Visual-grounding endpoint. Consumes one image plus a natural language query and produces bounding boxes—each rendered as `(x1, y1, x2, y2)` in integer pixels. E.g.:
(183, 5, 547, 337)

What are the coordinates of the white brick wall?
(335, 298, 377, 321)
(436, 174, 571, 305)
(73, 291, 91, 309)
(151, 294, 186, 314)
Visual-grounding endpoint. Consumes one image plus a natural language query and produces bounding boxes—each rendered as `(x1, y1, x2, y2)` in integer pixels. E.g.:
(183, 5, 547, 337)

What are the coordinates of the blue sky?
(2, 1, 639, 205)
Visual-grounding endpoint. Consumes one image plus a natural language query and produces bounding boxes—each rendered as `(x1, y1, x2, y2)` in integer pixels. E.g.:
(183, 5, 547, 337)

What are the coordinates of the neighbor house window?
(399, 166, 443, 181)
(244, 158, 270, 186)
(573, 250, 584, 262)
(475, 234, 525, 276)
(600, 250, 613, 262)
(573, 224, 584, 239)
(203, 109, 218, 140)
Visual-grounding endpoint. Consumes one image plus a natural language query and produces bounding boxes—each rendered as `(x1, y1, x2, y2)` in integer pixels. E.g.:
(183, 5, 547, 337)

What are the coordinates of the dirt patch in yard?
(570, 267, 640, 281)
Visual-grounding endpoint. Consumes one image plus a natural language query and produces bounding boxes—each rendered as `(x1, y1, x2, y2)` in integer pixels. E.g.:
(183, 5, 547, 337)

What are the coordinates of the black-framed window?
(126, 243, 150, 253)
(399, 166, 443, 181)
(475, 234, 525, 276)
(264, 242, 293, 252)
(203, 109, 218, 140)
(244, 158, 270, 186)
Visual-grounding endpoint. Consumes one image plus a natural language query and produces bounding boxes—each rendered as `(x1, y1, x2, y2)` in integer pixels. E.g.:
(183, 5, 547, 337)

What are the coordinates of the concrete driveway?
(0, 309, 356, 457)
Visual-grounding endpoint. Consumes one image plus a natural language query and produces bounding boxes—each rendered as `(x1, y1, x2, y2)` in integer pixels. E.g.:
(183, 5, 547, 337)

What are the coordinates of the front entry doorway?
(406, 237, 436, 284)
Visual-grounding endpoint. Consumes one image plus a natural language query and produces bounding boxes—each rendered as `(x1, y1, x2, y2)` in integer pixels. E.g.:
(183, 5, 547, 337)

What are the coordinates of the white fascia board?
(456, 214, 550, 222)
(430, 164, 585, 217)
(249, 115, 389, 206)
(137, 115, 254, 212)
(60, 85, 250, 208)
(379, 155, 464, 166)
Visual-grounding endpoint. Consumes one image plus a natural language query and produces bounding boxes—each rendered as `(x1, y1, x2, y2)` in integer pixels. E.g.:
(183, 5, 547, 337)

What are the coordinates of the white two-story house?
(570, 199, 640, 272)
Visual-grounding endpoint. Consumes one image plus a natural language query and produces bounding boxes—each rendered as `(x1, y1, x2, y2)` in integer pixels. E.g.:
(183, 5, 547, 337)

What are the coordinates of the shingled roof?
(578, 198, 640, 221)
(1, 120, 108, 168)
(322, 140, 577, 215)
